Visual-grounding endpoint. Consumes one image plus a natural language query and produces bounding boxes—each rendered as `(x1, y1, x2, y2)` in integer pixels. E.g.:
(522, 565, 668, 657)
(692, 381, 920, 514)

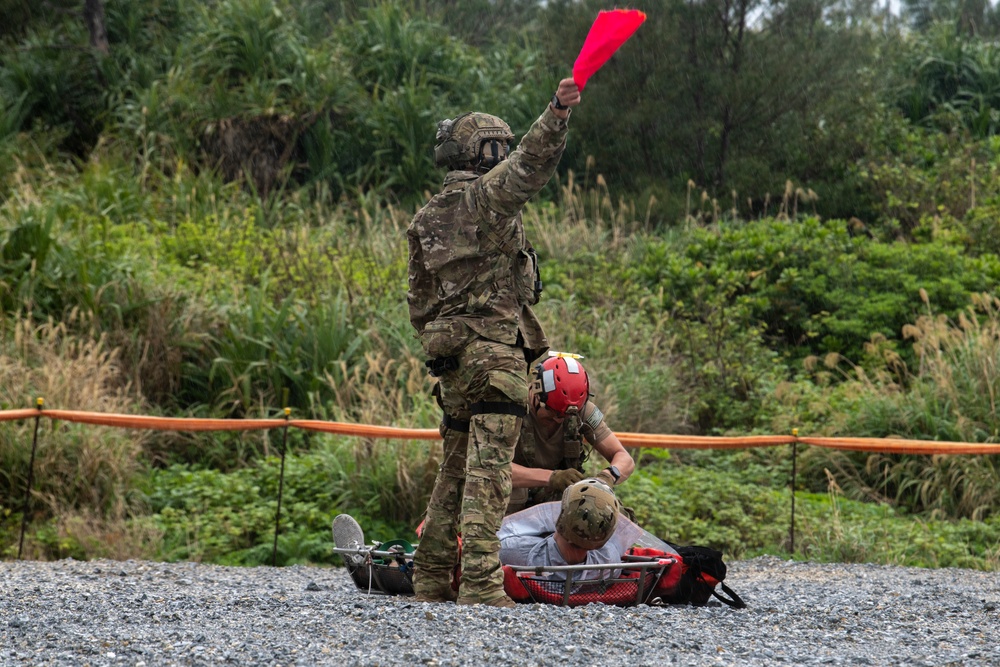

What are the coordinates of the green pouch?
(420, 318, 474, 359)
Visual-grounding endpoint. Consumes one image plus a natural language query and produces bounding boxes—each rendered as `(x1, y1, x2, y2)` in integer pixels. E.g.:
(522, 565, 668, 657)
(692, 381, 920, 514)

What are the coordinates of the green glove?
(548, 468, 586, 492)
(595, 469, 617, 488)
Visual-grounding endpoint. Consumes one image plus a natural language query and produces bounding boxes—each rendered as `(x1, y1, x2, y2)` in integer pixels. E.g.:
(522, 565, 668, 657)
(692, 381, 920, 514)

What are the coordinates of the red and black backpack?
(632, 544, 747, 608)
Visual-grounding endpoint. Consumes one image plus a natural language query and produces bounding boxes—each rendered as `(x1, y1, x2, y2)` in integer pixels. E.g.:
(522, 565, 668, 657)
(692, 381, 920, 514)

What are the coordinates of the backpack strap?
(711, 582, 747, 609)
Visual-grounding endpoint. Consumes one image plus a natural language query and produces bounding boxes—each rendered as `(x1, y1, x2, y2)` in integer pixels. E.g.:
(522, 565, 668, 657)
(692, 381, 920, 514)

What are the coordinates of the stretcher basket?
(332, 541, 416, 596)
(334, 544, 678, 607)
(505, 557, 677, 608)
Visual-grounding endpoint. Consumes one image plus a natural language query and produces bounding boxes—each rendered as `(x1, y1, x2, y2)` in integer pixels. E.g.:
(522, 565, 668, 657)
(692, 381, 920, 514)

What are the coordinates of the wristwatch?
(604, 465, 621, 485)
(551, 93, 568, 111)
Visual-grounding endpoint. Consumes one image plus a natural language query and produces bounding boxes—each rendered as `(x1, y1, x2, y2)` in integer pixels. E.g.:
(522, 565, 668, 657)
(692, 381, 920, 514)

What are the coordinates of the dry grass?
(12, 510, 164, 562)
(795, 292, 1000, 519)
(0, 312, 154, 558)
(525, 167, 651, 262)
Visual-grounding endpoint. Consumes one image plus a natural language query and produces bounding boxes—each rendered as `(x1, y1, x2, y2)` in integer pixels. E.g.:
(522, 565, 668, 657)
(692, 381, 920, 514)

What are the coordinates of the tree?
(83, 0, 110, 55)
(902, 0, 1000, 36)
(541, 0, 885, 219)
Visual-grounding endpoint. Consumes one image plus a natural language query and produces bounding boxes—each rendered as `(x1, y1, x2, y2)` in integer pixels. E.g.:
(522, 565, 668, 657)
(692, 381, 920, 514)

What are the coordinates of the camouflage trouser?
(413, 339, 526, 603)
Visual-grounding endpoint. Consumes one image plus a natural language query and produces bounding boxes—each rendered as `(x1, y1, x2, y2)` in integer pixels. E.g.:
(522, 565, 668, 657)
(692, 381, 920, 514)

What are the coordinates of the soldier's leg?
(412, 383, 469, 601)
(454, 341, 527, 605)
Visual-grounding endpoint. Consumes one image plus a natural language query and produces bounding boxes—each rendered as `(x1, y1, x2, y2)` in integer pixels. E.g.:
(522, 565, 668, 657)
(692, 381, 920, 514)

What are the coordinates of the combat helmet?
(434, 112, 515, 173)
(533, 353, 590, 417)
(556, 478, 620, 550)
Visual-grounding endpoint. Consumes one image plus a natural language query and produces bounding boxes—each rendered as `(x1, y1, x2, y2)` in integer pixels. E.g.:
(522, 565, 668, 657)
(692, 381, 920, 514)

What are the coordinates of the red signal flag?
(572, 9, 647, 91)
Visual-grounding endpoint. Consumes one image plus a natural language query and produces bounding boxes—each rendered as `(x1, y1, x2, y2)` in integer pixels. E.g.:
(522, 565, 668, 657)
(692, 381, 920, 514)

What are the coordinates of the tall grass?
(526, 165, 652, 264)
(0, 313, 154, 559)
(798, 292, 1000, 519)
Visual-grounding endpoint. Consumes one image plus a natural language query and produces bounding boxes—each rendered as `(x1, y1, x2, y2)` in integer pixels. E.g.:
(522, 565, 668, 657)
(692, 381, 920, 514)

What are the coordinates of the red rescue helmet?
(534, 354, 590, 416)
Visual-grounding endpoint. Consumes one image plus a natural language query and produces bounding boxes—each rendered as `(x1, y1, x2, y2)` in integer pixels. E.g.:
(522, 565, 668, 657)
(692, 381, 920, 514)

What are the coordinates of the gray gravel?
(2, 556, 998, 666)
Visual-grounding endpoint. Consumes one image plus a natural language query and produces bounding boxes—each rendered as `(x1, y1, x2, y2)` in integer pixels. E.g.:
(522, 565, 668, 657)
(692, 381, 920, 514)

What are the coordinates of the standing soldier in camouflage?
(407, 78, 582, 607)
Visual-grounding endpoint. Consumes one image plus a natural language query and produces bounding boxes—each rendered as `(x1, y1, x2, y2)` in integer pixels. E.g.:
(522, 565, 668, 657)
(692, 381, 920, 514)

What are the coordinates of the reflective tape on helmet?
(542, 369, 556, 393)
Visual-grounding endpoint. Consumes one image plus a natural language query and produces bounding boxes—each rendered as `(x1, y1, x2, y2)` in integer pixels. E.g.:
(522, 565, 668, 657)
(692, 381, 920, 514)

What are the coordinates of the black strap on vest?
(469, 401, 527, 418)
(442, 414, 470, 433)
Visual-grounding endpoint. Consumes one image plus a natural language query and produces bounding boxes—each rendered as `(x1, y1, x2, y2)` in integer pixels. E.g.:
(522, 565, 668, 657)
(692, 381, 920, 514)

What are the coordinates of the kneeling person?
(508, 354, 635, 514)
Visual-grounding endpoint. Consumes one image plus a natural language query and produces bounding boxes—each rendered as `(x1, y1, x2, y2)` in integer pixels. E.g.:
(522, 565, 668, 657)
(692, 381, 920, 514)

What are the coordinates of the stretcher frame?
(332, 543, 678, 607)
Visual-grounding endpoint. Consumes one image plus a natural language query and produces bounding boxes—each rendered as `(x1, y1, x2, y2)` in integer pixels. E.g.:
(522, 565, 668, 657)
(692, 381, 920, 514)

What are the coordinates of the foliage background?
(2, 0, 1000, 571)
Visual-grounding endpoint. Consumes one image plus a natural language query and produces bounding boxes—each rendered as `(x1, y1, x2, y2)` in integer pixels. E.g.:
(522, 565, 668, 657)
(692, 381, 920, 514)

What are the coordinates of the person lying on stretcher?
(499, 477, 674, 580)
(332, 479, 700, 606)
(333, 477, 677, 585)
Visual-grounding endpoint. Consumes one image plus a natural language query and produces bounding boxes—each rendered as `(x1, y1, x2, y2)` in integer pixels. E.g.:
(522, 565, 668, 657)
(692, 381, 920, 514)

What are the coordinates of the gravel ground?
(2, 556, 999, 666)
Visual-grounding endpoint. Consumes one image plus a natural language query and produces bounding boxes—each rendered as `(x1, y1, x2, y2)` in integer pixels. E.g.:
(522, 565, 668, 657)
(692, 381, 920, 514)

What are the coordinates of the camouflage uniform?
(407, 105, 570, 604)
(506, 400, 612, 515)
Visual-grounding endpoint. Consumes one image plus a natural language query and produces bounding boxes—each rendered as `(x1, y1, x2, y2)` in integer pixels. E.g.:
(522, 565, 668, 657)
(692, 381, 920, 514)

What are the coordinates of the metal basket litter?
(333, 544, 416, 596)
(506, 559, 675, 607)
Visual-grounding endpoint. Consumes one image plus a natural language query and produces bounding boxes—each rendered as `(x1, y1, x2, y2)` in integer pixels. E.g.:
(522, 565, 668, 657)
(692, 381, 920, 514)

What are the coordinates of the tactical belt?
(442, 414, 470, 433)
(425, 356, 459, 377)
(469, 401, 527, 418)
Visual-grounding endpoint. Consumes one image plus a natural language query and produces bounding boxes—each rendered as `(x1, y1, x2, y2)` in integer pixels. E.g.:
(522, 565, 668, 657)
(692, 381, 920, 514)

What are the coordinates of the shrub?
(618, 461, 788, 558)
(624, 217, 1000, 366)
(145, 434, 437, 565)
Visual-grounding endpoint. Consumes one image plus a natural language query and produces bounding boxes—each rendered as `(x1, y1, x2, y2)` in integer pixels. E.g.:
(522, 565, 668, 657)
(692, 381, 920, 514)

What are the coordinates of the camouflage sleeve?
(471, 105, 569, 218)
(406, 223, 437, 333)
(581, 401, 612, 445)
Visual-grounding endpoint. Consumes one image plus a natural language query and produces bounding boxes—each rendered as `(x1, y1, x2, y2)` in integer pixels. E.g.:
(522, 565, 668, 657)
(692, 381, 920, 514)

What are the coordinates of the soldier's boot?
(413, 529, 460, 603)
(413, 589, 458, 604)
(411, 559, 459, 603)
(456, 593, 516, 608)
(412, 457, 465, 604)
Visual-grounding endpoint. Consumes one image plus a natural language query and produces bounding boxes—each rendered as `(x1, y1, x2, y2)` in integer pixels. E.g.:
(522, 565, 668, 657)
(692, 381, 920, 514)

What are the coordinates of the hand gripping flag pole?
(572, 9, 647, 91)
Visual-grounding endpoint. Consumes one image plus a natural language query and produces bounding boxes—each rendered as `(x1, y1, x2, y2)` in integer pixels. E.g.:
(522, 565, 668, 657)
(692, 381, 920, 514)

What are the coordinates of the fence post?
(272, 407, 291, 567)
(18, 398, 45, 560)
(789, 428, 798, 556)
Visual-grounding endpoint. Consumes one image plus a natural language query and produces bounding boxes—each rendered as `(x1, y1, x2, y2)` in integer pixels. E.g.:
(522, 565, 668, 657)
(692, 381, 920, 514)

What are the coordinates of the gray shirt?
(498, 502, 645, 581)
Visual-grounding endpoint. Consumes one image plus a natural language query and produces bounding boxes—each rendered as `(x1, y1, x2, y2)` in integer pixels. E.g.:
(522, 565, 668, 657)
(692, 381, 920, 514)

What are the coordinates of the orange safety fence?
(291, 419, 440, 440)
(37, 409, 287, 431)
(0, 409, 40, 423)
(798, 436, 1000, 456)
(617, 433, 795, 449)
(3, 408, 1000, 454)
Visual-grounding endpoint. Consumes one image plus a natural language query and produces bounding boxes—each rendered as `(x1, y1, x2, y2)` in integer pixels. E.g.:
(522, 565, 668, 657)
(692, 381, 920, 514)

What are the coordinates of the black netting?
(372, 563, 415, 596)
(336, 543, 416, 596)
(346, 562, 375, 590)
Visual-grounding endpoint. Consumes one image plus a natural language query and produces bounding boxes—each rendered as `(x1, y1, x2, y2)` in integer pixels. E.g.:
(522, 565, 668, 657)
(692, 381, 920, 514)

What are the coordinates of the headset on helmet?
(534, 352, 589, 417)
(434, 112, 515, 173)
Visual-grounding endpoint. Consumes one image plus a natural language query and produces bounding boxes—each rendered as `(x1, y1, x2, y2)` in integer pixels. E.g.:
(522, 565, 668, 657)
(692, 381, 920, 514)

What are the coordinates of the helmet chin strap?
(476, 139, 508, 172)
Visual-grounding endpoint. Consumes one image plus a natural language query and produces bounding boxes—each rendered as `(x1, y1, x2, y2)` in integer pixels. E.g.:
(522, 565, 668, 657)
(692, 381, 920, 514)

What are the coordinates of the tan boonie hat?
(555, 478, 620, 550)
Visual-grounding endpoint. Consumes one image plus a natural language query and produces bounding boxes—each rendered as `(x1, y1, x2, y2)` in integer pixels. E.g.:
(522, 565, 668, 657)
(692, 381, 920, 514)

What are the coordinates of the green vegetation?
(2, 0, 1000, 572)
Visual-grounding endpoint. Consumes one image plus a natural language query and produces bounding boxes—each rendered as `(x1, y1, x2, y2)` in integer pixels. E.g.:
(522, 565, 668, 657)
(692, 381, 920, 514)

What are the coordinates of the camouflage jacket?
(507, 400, 611, 513)
(407, 105, 570, 361)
